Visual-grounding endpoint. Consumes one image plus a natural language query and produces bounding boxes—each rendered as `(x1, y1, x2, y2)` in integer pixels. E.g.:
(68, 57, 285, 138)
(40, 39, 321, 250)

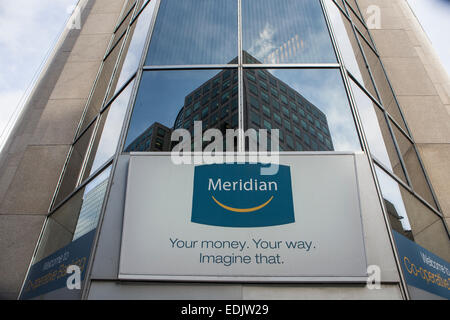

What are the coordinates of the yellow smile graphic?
(211, 195, 274, 213)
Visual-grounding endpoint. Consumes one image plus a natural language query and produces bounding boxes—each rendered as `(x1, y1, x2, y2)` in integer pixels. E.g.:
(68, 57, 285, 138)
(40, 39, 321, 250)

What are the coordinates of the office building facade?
(0, 0, 449, 300)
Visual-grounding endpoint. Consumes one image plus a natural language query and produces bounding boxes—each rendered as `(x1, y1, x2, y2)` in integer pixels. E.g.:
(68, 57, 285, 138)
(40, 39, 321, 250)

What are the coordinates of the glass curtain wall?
(323, 0, 449, 260)
(124, 0, 362, 154)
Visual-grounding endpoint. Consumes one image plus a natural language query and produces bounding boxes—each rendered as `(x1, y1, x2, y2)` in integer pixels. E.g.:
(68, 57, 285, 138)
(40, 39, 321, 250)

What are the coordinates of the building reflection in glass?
(125, 55, 361, 153)
(376, 167, 414, 241)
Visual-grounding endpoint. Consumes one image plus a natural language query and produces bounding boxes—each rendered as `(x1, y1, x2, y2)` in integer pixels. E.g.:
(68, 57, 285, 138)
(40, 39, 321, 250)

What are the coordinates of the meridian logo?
(191, 163, 295, 228)
(209, 178, 277, 213)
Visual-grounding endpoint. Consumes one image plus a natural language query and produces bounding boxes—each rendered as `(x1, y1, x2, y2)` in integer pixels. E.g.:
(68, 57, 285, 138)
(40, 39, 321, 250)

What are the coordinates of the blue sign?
(191, 163, 295, 228)
(19, 230, 96, 300)
(393, 231, 450, 299)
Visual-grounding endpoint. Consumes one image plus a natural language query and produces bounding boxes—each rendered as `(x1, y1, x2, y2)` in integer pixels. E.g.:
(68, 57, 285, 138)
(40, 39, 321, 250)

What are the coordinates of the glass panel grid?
(328, 0, 444, 228)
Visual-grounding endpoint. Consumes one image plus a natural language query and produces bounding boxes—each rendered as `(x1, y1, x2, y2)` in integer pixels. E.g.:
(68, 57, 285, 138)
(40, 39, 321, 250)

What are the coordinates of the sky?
(0, 0, 78, 151)
(407, 0, 450, 76)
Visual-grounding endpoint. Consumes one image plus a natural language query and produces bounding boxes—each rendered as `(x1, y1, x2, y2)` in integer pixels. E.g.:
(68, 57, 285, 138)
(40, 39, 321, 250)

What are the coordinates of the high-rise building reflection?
(126, 53, 334, 153)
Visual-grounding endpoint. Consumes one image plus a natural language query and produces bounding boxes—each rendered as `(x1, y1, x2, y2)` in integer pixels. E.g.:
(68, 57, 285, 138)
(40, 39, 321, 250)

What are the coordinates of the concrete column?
(0, 0, 127, 299)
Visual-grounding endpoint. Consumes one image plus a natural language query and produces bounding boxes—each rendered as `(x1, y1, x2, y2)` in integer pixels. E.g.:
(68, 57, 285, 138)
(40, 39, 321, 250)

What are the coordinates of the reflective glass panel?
(111, 4, 134, 49)
(324, 1, 377, 97)
(55, 124, 95, 206)
(124, 69, 239, 152)
(108, 0, 157, 101)
(376, 166, 417, 242)
(83, 80, 135, 180)
(350, 80, 407, 182)
(34, 167, 111, 264)
(391, 123, 437, 208)
(375, 166, 449, 260)
(243, 68, 361, 151)
(242, 0, 336, 64)
(146, 0, 238, 65)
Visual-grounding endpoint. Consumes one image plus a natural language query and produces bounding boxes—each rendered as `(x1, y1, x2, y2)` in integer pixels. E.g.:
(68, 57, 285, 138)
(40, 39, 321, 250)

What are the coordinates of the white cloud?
(248, 23, 277, 62)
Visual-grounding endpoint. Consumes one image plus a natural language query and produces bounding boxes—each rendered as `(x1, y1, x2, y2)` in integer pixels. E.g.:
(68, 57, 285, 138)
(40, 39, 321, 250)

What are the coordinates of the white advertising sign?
(119, 154, 367, 282)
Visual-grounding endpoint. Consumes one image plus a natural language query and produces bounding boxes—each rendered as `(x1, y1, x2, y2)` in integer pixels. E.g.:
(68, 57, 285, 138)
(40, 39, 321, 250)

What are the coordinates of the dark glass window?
(232, 85, 238, 96)
(248, 83, 258, 96)
(272, 99, 280, 110)
(249, 95, 259, 110)
(210, 99, 219, 112)
(250, 111, 260, 126)
(222, 79, 231, 91)
(201, 107, 209, 119)
(284, 119, 292, 132)
(262, 105, 271, 117)
(221, 105, 230, 119)
(247, 72, 256, 82)
(274, 113, 281, 124)
(221, 91, 230, 104)
(286, 134, 294, 150)
(259, 81, 268, 91)
(203, 83, 210, 94)
(261, 91, 269, 103)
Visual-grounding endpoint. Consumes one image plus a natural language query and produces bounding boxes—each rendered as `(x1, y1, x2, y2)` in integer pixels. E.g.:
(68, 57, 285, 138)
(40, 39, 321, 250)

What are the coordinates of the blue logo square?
(191, 163, 295, 228)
